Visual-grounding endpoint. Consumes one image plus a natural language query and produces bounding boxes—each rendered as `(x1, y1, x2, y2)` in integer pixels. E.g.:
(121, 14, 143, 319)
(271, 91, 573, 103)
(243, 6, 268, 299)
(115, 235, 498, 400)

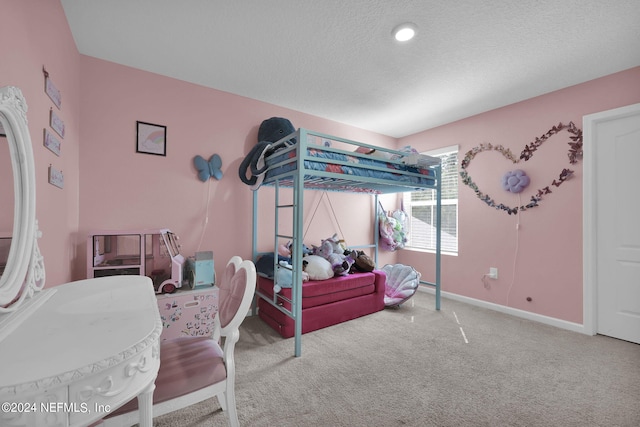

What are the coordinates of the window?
(403, 145, 458, 254)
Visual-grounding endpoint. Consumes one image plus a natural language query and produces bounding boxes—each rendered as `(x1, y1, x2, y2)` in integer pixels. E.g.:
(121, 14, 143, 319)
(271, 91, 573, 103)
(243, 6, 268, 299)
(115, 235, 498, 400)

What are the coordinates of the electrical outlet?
(489, 267, 498, 279)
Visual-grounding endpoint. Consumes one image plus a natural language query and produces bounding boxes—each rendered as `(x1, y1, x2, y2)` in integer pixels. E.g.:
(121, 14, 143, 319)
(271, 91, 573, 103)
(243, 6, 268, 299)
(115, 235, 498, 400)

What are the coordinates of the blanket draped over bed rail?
(249, 128, 442, 357)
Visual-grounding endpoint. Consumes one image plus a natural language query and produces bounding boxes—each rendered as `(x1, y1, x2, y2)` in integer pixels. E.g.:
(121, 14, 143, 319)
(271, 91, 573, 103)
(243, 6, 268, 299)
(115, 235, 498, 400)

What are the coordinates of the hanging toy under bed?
(378, 201, 408, 251)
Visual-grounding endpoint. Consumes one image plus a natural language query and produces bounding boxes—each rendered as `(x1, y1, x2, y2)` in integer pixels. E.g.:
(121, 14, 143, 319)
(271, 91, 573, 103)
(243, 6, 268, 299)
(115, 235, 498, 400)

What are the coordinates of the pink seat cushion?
(218, 266, 247, 328)
(107, 336, 225, 417)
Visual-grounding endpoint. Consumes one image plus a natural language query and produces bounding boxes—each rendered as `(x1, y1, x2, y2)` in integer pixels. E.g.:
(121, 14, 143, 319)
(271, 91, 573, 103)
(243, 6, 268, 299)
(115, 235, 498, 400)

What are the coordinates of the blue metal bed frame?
(251, 128, 442, 357)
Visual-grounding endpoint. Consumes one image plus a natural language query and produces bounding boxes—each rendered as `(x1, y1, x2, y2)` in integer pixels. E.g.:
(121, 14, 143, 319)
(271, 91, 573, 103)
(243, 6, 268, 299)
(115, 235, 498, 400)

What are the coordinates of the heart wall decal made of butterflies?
(193, 154, 223, 182)
(459, 122, 583, 215)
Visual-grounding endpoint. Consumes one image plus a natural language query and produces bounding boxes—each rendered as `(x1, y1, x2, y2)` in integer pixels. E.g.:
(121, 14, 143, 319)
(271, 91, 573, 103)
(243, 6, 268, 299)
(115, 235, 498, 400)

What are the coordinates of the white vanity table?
(0, 86, 161, 427)
(0, 277, 162, 427)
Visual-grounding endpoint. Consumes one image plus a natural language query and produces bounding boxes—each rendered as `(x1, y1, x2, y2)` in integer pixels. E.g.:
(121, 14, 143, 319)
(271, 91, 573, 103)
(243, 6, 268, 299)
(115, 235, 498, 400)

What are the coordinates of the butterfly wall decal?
(459, 122, 583, 215)
(193, 154, 223, 182)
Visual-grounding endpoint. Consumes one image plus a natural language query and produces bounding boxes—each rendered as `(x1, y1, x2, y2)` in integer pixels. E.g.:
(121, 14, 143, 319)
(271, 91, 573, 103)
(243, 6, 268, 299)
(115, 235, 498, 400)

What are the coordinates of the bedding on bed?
(264, 146, 436, 189)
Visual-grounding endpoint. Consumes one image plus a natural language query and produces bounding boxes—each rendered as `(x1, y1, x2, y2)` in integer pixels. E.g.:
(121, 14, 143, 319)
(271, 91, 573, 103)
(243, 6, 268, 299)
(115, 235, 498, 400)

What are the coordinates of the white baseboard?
(418, 286, 590, 336)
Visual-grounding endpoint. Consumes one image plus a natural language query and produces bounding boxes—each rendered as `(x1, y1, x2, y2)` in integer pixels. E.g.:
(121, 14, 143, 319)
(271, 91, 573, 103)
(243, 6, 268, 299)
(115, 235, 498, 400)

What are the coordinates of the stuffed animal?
(350, 250, 376, 273)
(279, 241, 313, 258)
(324, 233, 348, 254)
(278, 242, 291, 258)
(273, 260, 310, 293)
(258, 255, 310, 293)
(272, 260, 293, 293)
(312, 234, 345, 256)
(315, 238, 356, 276)
(354, 145, 394, 160)
(303, 255, 334, 281)
(238, 117, 296, 189)
(256, 253, 290, 278)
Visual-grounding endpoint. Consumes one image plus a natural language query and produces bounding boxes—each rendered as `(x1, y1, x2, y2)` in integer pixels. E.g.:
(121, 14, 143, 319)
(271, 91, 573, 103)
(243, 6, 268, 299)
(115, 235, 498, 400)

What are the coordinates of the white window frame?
(403, 145, 458, 255)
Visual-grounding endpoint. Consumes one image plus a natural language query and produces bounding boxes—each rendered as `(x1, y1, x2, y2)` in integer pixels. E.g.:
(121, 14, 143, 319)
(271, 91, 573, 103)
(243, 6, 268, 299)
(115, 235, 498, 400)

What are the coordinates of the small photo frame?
(50, 109, 65, 138)
(136, 121, 166, 156)
(44, 128, 61, 156)
(44, 73, 62, 109)
(48, 164, 64, 189)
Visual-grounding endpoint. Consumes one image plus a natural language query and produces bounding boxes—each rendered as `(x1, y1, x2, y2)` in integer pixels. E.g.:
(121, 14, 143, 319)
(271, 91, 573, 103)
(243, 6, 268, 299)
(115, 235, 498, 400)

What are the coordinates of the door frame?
(583, 102, 640, 335)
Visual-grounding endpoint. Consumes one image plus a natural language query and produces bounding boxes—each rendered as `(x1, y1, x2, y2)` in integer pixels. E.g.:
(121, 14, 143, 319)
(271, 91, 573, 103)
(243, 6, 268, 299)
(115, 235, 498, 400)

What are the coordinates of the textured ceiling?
(60, 0, 640, 138)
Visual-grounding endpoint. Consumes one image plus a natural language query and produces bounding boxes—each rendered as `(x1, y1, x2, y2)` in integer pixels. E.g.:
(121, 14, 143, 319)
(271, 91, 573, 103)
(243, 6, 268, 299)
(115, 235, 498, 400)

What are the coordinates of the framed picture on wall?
(136, 121, 166, 156)
(50, 109, 65, 138)
(44, 72, 62, 109)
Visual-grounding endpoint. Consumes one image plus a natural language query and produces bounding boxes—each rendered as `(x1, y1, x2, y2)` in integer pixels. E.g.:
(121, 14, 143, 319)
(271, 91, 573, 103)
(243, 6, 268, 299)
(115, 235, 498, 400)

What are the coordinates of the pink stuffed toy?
(278, 242, 291, 258)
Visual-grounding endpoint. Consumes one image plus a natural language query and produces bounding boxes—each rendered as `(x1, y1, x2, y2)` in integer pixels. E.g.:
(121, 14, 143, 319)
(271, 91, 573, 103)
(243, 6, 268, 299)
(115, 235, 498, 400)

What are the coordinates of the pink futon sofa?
(257, 270, 386, 338)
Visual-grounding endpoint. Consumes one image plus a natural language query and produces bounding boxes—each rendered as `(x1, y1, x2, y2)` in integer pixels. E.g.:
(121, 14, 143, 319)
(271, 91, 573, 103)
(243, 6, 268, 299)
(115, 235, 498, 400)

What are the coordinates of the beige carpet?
(153, 291, 640, 427)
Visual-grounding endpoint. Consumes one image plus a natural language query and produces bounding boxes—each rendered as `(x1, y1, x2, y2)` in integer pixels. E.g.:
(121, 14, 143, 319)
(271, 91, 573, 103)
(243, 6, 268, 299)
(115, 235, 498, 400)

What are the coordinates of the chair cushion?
(107, 336, 225, 417)
(218, 266, 247, 328)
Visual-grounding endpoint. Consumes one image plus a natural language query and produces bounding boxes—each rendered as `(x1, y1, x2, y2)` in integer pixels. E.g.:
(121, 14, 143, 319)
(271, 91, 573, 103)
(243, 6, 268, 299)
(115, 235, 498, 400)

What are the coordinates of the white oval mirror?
(0, 86, 45, 312)
(0, 128, 13, 279)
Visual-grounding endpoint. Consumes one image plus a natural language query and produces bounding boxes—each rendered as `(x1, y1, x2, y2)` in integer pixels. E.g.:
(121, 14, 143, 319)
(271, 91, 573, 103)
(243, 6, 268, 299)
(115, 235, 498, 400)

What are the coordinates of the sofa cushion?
(257, 270, 386, 338)
(258, 271, 377, 310)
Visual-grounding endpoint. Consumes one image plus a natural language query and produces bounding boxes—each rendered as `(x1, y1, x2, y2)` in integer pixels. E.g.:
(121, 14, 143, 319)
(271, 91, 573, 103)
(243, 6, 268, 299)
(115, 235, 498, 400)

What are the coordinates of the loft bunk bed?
(250, 128, 442, 357)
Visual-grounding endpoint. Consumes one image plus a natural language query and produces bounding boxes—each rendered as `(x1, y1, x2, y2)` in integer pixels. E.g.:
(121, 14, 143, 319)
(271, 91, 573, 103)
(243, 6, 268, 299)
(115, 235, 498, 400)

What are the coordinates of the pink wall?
(1, 0, 396, 287)
(397, 67, 640, 324)
(4, 1, 640, 327)
(0, 0, 81, 287)
(77, 57, 397, 282)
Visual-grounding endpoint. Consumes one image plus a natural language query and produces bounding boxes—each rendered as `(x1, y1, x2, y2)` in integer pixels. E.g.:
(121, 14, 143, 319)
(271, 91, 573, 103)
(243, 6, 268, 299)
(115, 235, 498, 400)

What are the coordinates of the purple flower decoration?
(502, 169, 530, 193)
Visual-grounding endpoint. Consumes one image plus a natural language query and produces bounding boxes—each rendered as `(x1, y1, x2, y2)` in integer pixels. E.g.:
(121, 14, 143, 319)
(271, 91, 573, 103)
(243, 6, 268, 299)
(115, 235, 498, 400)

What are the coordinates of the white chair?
(101, 256, 256, 427)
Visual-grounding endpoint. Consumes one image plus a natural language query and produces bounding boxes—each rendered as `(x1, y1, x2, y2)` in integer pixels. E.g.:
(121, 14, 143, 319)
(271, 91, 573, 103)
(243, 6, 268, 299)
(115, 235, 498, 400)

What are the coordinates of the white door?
(584, 103, 640, 344)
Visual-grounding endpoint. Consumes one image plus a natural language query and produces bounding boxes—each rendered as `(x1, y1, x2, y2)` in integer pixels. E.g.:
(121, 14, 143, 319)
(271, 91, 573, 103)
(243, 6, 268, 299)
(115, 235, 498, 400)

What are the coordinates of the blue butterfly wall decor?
(193, 154, 223, 182)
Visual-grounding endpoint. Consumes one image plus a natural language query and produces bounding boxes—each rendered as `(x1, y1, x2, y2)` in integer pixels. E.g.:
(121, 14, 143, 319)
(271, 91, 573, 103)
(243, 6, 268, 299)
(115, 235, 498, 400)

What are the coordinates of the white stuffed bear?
(302, 255, 334, 281)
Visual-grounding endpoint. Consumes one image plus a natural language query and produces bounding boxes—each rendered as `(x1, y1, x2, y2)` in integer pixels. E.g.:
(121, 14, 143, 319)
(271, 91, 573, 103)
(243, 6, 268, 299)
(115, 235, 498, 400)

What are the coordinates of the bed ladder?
(252, 177, 306, 357)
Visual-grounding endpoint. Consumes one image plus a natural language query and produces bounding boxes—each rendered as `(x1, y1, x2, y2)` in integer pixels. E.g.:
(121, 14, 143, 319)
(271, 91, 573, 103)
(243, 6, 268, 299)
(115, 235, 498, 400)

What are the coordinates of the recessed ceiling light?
(392, 23, 417, 42)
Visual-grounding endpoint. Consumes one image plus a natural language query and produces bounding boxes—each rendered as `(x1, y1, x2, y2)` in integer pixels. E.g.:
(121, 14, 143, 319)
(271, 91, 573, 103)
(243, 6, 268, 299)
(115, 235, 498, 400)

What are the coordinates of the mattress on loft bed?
(264, 146, 436, 189)
(257, 271, 386, 338)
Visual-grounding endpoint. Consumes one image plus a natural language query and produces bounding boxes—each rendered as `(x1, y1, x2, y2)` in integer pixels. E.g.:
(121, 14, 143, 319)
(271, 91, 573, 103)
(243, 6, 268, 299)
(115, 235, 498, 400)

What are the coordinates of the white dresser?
(0, 276, 162, 426)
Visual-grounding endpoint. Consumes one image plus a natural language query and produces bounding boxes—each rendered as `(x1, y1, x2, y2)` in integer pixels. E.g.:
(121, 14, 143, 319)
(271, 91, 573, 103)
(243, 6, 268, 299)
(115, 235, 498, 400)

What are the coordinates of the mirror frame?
(0, 86, 45, 312)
